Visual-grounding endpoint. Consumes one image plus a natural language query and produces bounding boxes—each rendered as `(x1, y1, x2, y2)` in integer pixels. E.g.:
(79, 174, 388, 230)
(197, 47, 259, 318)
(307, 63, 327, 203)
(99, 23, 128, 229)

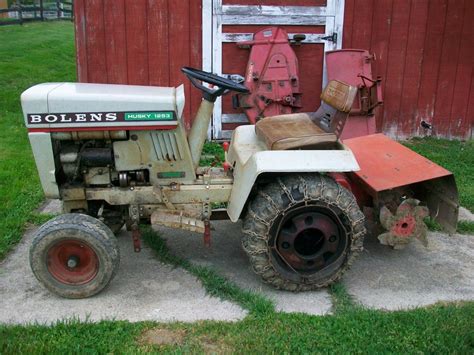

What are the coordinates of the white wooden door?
(202, 0, 345, 140)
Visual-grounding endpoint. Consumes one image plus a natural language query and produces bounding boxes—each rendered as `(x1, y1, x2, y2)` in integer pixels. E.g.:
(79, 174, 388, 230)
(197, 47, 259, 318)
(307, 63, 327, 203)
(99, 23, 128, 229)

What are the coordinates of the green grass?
(405, 137, 474, 212)
(1, 302, 473, 353)
(425, 216, 474, 236)
(0, 22, 75, 260)
(200, 141, 225, 166)
(457, 221, 474, 235)
(0, 22, 473, 354)
(424, 216, 443, 232)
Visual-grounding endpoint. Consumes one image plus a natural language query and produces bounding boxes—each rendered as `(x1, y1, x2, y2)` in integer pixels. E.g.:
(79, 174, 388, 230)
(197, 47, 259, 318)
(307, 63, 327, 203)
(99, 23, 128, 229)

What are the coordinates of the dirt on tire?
(29, 213, 120, 299)
(242, 173, 366, 291)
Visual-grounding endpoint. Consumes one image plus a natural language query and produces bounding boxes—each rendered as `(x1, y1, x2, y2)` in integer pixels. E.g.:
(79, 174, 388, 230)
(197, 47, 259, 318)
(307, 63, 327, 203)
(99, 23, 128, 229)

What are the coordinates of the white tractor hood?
(21, 82, 185, 130)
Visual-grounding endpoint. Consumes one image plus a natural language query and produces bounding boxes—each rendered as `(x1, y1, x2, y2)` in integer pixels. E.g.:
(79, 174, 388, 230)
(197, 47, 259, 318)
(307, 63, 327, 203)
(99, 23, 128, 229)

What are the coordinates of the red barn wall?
(344, 0, 474, 139)
(74, 0, 202, 130)
(75, 0, 474, 139)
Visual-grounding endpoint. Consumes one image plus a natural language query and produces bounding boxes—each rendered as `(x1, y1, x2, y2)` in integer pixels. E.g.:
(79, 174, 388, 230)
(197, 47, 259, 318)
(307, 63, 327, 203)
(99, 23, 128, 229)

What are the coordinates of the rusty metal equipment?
(234, 27, 303, 123)
(325, 49, 383, 140)
(343, 133, 458, 249)
(236, 27, 459, 251)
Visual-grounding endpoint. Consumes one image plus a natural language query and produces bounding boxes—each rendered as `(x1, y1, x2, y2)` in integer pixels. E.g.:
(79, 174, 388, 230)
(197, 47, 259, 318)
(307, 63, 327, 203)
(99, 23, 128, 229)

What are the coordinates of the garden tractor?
(23, 67, 366, 298)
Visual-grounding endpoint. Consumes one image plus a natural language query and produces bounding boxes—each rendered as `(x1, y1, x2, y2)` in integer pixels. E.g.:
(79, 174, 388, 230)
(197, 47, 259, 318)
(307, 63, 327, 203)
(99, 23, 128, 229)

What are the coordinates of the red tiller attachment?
(235, 27, 302, 123)
(378, 199, 429, 249)
(344, 134, 459, 248)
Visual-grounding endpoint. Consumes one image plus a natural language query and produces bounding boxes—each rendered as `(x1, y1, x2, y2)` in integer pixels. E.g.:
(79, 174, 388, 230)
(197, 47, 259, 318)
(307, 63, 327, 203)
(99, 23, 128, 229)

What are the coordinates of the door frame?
(202, 0, 346, 140)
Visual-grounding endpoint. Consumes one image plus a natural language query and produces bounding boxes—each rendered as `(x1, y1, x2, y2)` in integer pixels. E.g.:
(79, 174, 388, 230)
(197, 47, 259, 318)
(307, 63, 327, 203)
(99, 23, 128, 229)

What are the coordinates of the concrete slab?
(459, 207, 474, 222)
(37, 199, 61, 215)
(0, 229, 247, 325)
(343, 232, 474, 310)
(161, 221, 333, 315)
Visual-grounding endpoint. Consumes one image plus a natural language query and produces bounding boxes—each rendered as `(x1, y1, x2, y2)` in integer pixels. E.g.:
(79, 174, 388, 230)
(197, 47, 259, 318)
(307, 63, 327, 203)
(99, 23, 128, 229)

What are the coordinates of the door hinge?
(322, 33, 338, 43)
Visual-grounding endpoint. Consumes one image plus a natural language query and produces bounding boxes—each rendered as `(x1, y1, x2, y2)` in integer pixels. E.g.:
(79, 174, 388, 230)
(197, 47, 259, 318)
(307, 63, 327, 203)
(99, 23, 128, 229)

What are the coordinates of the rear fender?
(226, 149, 360, 222)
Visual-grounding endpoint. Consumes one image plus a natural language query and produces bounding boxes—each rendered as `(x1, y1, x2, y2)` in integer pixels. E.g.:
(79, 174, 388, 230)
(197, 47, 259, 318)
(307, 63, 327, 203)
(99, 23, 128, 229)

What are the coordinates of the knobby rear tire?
(242, 174, 365, 291)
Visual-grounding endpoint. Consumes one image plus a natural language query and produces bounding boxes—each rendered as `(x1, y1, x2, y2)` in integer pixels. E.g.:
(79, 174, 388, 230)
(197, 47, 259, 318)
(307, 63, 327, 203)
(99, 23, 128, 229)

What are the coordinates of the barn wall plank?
(433, 0, 466, 137)
(449, 1, 474, 139)
(349, 0, 373, 50)
(380, 0, 411, 137)
(468, 79, 474, 139)
(368, 0, 392, 132)
(74, 0, 88, 82)
(342, 0, 354, 47)
(168, 0, 192, 127)
(125, 0, 149, 85)
(103, 0, 127, 84)
(398, 0, 429, 136)
(147, 0, 170, 87)
(189, 0, 203, 128)
(84, 0, 107, 83)
(415, 0, 448, 137)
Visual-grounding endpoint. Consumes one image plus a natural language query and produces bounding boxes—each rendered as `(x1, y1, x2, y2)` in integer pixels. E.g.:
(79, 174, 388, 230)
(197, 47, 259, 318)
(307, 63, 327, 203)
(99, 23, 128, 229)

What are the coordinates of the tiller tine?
(344, 134, 459, 248)
(378, 199, 429, 249)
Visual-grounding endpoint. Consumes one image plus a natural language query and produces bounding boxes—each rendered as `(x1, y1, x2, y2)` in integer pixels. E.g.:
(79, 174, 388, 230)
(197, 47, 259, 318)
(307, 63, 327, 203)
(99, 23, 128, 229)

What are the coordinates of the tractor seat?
(255, 113, 336, 150)
(255, 80, 357, 150)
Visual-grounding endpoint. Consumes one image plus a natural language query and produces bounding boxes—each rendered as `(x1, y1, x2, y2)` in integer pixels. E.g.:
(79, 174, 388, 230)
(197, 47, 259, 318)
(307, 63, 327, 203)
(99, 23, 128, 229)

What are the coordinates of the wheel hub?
(47, 240, 99, 285)
(273, 207, 347, 273)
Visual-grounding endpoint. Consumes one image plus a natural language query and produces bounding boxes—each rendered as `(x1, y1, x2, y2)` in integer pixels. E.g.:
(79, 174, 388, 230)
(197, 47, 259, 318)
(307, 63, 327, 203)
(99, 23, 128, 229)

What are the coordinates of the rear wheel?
(30, 213, 120, 298)
(242, 174, 365, 291)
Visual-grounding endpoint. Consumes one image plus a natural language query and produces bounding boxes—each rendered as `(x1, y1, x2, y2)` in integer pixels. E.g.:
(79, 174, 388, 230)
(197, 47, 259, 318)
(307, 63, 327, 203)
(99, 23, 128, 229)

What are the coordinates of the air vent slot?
(151, 131, 184, 161)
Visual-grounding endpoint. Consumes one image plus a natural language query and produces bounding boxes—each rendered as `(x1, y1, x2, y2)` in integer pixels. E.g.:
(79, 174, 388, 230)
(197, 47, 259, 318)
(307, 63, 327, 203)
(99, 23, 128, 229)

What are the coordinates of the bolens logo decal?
(27, 111, 176, 125)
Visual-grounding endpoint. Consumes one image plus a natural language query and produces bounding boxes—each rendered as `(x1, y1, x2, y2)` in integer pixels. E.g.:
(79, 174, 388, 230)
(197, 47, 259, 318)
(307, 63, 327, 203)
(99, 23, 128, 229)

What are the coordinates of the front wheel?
(30, 213, 120, 298)
(242, 174, 365, 291)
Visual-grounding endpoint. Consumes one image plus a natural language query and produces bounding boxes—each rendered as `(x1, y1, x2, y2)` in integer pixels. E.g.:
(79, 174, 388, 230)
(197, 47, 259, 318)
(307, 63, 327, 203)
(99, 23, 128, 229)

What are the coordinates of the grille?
(150, 131, 184, 161)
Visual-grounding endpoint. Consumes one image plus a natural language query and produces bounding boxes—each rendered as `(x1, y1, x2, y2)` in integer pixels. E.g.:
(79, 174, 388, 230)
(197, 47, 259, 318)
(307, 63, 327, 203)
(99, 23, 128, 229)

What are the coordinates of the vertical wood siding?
(74, 0, 202, 130)
(75, 0, 473, 138)
(344, 0, 474, 139)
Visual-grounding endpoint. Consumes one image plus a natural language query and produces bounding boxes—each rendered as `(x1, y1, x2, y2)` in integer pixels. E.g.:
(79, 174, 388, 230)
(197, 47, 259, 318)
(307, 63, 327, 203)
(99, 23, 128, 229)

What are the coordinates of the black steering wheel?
(181, 67, 249, 102)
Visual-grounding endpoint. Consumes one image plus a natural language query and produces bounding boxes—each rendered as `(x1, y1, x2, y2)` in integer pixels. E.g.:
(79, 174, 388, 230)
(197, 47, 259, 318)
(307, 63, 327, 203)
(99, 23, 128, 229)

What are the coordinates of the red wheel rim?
(46, 240, 99, 285)
(272, 205, 348, 274)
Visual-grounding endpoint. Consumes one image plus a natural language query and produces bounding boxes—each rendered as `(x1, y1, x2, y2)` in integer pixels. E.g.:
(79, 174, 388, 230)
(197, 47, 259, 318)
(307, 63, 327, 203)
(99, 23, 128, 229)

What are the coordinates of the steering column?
(181, 67, 249, 168)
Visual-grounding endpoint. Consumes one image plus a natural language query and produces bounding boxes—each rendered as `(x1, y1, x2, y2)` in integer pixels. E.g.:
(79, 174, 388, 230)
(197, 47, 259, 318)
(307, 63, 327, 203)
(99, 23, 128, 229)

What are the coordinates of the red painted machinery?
(326, 49, 383, 140)
(235, 27, 303, 123)
(238, 28, 459, 249)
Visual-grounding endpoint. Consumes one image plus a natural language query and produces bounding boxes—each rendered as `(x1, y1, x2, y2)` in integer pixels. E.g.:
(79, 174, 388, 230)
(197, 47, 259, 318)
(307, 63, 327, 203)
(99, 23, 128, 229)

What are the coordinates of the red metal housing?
(326, 49, 382, 140)
(344, 133, 459, 234)
(236, 27, 302, 123)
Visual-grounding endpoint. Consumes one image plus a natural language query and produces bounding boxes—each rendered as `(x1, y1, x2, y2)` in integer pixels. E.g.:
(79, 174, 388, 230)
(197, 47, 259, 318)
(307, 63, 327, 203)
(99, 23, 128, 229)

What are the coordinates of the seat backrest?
(309, 80, 358, 138)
